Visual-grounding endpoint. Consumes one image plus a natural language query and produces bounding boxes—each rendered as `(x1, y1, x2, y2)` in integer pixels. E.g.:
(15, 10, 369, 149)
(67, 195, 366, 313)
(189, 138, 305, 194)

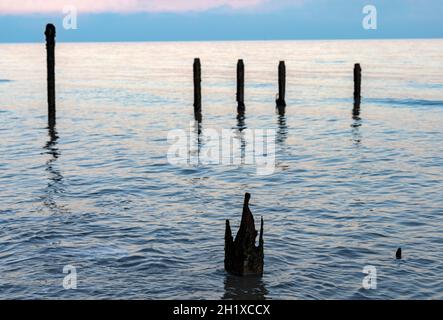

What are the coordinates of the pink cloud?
(0, 0, 268, 14)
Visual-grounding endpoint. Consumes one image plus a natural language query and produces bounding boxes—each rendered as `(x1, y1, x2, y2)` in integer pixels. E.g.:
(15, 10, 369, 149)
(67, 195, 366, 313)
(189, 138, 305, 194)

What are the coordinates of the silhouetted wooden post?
(354, 63, 362, 107)
(193, 58, 202, 121)
(45, 24, 56, 127)
(276, 61, 286, 108)
(396, 248, 402, 260)
(237, 59, 245, 112)
(225, 193, 264, 276)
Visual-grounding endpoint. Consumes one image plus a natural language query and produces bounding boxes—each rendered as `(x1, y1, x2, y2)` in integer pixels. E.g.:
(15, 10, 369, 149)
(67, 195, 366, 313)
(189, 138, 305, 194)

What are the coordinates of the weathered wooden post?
(225, 193, 264, 276)
(354, 63, 361, 107)
(193, 58, 202, 122)
(396, 248, 402, 260)
(236, 59, 245, 112)
(276, 61, 286, 108)
(45, 24, 56, 127)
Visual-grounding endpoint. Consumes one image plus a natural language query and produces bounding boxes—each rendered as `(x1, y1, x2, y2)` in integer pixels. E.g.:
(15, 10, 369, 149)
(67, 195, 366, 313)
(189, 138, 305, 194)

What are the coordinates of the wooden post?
(354, 63, 361, 106)
(45, 24, 56, 127)
(236, 59, 245, 112)
(225, 193, 264, 276)
(193, 58, 202, 121)
(276, 61, 286, 108)
(396, 248, 402, 260)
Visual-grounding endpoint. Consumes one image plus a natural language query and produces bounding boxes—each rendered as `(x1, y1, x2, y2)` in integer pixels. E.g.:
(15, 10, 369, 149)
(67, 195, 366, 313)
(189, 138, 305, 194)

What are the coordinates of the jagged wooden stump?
(225, 193, 264, 276)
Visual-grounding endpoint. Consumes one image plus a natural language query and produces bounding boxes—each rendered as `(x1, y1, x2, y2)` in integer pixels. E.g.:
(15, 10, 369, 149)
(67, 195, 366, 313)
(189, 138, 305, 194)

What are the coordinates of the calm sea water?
(0, 40, 443, 299)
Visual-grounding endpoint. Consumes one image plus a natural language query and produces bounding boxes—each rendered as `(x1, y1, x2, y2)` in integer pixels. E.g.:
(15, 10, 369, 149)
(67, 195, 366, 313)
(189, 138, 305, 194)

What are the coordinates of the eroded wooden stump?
(225, 193, 264, 276)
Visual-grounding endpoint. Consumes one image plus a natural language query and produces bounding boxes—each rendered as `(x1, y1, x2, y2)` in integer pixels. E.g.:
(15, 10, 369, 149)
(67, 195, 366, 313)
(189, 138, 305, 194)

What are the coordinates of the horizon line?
(1, 36, 443, 45)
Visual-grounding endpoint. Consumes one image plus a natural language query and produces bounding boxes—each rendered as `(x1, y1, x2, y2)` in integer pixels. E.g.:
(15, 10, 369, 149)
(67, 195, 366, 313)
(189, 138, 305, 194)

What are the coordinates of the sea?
(0, 39, 442, 299)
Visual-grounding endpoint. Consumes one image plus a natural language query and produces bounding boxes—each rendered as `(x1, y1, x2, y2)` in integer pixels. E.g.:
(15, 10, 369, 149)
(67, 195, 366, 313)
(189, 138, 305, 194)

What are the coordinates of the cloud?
(0, 0, 269, 14)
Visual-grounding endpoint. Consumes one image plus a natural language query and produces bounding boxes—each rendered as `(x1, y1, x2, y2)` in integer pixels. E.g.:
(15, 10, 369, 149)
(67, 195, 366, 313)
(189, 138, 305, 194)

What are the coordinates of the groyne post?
(276, 61, 286, 108)
(225, 193, 264, 276)
(45, 24, 56, 126)
(354, 63, 362, 107)
(237, 59, 245, 112)
(193, 58, 202, 121)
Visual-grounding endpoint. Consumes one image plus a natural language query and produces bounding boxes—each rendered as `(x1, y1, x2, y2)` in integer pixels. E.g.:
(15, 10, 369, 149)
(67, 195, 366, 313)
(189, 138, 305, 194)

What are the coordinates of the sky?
(0, 0, 442, 42)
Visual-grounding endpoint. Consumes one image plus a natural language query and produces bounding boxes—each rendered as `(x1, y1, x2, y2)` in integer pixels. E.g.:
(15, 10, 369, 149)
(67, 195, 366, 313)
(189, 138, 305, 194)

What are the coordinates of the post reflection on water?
(43, 125, 64, 211)
(223, 274, 268, 300)
(351, 103, 362, 146)
(276, 108, 288, 146)
(235, 111, 247, 163)
(193, 120, 203, 162)
(275, 107, 289, 172)
(236, 110, 246, 132)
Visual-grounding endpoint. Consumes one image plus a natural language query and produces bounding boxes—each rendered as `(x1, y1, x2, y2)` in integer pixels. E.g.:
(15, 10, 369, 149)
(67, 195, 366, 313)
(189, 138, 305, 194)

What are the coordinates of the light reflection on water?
(0, 40, 443, 299)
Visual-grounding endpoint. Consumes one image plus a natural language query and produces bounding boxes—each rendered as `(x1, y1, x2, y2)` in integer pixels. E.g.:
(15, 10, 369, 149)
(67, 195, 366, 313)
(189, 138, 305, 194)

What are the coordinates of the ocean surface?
(0, 39, 442, 299)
